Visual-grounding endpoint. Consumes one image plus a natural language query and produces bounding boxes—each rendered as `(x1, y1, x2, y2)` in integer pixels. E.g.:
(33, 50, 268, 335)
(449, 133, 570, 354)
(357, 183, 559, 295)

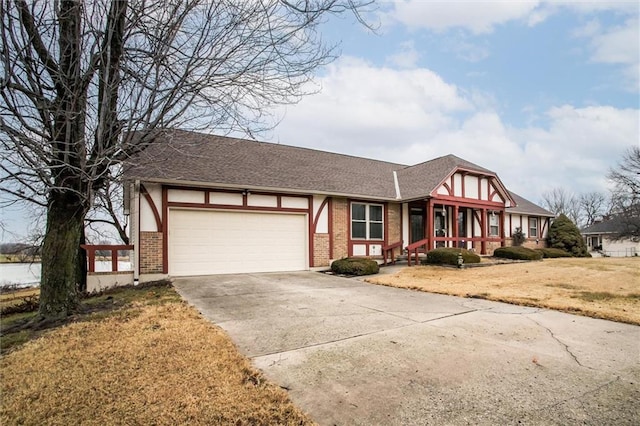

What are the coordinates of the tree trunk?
(38, 190, 87, 319)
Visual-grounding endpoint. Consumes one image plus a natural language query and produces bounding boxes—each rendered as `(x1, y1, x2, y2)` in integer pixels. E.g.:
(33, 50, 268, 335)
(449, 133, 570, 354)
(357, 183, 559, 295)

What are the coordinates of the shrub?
(535, 248, 572, 258)
(423, 248, 481, 266)
(330, 257, 379, 276)
(548, 214, 590, 257)
(493, 246, 543, 261)
(512, 227, 526, 246)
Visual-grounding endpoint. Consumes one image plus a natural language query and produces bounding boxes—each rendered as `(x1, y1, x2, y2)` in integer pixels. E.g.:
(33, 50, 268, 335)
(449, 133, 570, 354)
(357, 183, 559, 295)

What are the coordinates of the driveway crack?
(528, 318, 592, 370)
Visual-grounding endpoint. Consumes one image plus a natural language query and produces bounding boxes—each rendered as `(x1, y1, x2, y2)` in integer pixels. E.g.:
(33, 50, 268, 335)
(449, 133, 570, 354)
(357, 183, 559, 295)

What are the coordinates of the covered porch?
(405, 199, 505, 262)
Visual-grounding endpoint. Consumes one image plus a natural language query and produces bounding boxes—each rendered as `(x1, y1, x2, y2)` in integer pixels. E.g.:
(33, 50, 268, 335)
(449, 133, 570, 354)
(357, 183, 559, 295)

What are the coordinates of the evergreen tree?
(548, 214, 590, 257)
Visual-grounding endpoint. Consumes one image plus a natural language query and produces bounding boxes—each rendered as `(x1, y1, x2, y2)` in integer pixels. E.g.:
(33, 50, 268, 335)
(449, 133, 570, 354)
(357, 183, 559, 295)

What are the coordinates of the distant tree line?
(541, 146, 639, 239)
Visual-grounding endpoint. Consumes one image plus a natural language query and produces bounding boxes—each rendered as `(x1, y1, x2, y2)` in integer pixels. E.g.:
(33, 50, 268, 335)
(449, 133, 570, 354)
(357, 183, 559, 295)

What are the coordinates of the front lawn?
(367, 257, 640, 325)
(0, 282, 314, 425)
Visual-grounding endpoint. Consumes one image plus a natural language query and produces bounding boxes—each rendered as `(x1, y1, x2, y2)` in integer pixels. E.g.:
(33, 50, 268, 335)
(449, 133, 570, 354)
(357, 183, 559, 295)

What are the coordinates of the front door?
(410, 207, 424, 245)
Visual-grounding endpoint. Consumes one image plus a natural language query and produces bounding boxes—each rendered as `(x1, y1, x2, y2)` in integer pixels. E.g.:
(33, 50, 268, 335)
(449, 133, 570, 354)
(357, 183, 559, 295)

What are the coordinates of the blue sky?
(1, 0, 638, 243)
(268, 0, 639, 205)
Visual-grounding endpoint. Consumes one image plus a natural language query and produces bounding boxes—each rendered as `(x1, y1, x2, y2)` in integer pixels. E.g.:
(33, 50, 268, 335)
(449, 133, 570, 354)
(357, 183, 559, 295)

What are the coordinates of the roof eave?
(126, 176, 399, 202)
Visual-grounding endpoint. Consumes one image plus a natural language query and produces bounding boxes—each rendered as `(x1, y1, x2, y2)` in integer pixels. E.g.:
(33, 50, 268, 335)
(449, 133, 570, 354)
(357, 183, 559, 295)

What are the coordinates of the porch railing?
(406, 239, 429, 266)
(406, 237, 505, 266)
(382, 240, 403, 266)
(80, 244, 134, 273)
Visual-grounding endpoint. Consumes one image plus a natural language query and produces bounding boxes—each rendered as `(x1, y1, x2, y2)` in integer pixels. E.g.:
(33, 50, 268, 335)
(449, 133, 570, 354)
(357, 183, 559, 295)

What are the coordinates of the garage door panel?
(169, 209, 307, 276)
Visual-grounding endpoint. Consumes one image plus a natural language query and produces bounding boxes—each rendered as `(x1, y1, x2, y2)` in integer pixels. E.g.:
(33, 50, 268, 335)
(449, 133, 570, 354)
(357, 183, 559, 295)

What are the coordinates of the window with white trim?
(529, 217, 538, 238)
(351, 203, 383, 240)
(488, 212, 499, 236)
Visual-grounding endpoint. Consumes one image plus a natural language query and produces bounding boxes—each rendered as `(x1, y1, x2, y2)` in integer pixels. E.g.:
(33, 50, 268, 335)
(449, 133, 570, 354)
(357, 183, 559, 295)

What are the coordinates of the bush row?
(535, 247, 572, 258)
(493, 246, 543, 260)
(423, 248, 481, 266)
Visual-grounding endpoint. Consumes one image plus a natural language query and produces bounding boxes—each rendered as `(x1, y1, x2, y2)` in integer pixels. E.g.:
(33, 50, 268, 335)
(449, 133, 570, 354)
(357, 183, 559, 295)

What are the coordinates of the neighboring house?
(123, 129, 554, 279)
(581, 217, 639, 257)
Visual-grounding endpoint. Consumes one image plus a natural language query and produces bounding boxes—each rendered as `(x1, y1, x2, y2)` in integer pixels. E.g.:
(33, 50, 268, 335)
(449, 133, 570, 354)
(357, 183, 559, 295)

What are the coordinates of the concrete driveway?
(173, 271, 639, 425)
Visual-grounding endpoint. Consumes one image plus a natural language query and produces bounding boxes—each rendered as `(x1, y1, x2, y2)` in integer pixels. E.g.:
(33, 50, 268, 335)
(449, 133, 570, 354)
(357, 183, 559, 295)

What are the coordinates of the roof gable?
(396, 155, 514, 205)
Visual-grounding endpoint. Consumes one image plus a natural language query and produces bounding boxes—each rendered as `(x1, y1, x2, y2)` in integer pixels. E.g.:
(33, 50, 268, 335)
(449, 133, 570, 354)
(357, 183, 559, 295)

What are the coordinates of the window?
(488, 212, 499, 236)
(529, 217, 538, 238)
(351, 203, 383, 240)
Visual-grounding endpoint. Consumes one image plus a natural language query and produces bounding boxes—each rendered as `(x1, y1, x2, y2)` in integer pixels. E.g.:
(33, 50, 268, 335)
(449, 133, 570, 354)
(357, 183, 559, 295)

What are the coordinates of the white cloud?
(575, 18, 640, 91)
(386, 40, 420, 68)
(387, 1, 638, 34)
(271, 58, 639, 204)
(390, 0, 541, 34)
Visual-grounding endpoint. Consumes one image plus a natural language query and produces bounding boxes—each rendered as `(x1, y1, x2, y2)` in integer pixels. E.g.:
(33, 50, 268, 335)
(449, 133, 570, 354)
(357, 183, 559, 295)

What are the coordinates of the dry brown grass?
(0, 287, 39, 311)
(368, 257, 640, 325)
(1, 286, 314, 425)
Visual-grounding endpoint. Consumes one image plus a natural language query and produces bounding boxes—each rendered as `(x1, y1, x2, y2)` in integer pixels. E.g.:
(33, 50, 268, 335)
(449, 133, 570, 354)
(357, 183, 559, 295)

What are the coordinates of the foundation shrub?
(423, 248, 481, 265)
(494, 246, 543, 261)
(536, 248, 572, 258)
(331, 257, 379, 276)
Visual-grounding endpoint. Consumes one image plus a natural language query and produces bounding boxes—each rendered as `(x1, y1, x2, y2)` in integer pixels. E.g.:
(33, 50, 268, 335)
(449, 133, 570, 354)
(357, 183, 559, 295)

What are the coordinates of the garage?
(168, 209, 308, 276)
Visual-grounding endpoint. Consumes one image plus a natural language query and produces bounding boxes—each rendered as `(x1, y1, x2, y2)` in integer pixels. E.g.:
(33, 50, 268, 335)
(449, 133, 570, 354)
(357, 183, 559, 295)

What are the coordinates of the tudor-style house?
(123, 129, 554, 280)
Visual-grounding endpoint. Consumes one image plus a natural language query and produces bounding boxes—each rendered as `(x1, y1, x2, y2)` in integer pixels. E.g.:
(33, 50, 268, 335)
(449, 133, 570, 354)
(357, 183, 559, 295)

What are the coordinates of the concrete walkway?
(173, 271, 639, 425)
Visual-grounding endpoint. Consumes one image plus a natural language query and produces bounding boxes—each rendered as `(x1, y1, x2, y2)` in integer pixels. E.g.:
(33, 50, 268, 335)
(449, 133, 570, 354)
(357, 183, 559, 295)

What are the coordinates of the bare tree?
(0, 0, 373, 319)
(541, 187, 581, 224)
(578, 191, 607, 227)
(607, 146, 640, 239)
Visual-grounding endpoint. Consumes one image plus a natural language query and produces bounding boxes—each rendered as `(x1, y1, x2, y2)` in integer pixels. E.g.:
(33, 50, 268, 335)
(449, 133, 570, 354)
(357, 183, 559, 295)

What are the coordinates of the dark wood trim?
(500, 211, 506, 247)
(442, 182, 452, 195)
(384, 202, 389, 248)
(313, 197, 329, 233)
(166, 201, 308, 214)
(204, 191, 210, 204)
(481, 208, 487, 254)
(431, 195, 504, 208)
(426, 199, 433, 251)
(308, 195, 314, 267)
(162, 186, 169, 274)
(140, 183, 162, 232)
(81, 244, 134, 273)
(328, 198, 334, 259)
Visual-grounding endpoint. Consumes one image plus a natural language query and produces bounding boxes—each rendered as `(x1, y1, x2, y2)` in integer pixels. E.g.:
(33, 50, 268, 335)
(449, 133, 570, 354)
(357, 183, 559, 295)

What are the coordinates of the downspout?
(132, 180, 140, 285)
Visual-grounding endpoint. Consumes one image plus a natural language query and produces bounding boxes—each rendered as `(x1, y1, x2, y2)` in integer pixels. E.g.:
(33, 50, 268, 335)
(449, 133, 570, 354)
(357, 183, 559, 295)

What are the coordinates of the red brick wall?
(140, 231, 163, 274)
(313, 234, 330, 266)
(332, 198, 349, 259)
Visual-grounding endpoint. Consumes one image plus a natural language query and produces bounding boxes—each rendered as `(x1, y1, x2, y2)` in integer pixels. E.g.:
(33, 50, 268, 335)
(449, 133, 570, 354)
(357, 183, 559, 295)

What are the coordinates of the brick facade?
(140, 231, 163, 274)
(332, 197, 349, 259)
(387, 203, 402, 257)
(313, 234, 330, 267)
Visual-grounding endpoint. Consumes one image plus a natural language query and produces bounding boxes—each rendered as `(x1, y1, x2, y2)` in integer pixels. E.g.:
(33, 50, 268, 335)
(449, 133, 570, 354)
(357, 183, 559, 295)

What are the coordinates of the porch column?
(500, 210, 506, 247)
(452, 204, 459, 248)
(480, 208, 487, 255)
(426, 199, 433, 251)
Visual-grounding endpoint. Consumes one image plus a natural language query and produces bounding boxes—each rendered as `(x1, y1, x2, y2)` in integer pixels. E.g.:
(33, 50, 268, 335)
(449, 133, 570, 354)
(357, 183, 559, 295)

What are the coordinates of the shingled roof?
(581, 216, 627, 234)
(507, 192, 555, 217)
(124, 129, 402, 199)
(124, 130, 532, 210)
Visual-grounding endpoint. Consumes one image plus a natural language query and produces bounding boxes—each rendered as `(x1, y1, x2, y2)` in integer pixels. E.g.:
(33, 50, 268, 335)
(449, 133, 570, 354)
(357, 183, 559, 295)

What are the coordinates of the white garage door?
(169, 209, 307, 276)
